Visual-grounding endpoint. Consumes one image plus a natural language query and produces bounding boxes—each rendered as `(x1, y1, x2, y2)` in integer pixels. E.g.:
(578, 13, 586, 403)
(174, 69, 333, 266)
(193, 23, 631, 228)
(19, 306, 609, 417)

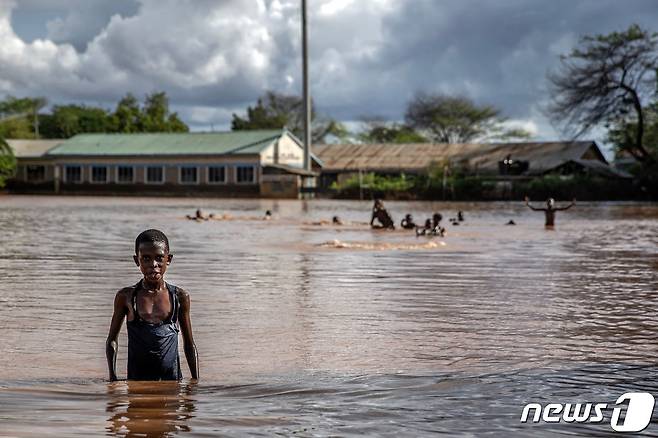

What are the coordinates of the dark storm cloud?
(11, 0, 139, 51)
(2, 0, 658, 138)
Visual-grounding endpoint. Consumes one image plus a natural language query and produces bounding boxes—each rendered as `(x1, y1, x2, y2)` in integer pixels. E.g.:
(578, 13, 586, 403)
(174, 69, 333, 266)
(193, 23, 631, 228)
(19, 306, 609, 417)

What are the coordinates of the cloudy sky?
(2, 0, 658, 148)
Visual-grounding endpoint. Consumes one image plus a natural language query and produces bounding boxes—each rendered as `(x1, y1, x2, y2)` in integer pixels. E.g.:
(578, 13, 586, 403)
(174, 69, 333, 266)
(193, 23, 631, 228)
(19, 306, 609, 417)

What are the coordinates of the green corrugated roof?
(46, 130, 285, 156)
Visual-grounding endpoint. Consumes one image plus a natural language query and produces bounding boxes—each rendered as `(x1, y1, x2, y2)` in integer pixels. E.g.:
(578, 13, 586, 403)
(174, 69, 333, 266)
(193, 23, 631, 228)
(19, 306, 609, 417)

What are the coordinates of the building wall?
(261, 133, 305, 168)
(10, 155, 265, 196)
(260, 174, 301, 198)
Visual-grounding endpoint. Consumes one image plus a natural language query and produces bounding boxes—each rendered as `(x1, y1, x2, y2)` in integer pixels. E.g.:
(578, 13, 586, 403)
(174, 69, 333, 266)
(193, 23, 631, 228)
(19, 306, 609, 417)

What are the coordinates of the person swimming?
(430, 213, 446, 236)
(186, 209, 209, 221)
(416, 219, 433, 236)
(264, 210, 272, 220)
(370, 199, 395, 230)
(401, 213, 416, 229)
(525, 196, 575, 227)
(332, 216, 343, 225)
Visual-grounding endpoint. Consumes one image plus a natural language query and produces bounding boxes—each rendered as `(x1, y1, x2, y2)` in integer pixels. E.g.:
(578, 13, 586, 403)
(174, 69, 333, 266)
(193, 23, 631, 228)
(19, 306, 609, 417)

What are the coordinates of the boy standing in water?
(106, 229, 199, 381)
(524, 196, 576, 227)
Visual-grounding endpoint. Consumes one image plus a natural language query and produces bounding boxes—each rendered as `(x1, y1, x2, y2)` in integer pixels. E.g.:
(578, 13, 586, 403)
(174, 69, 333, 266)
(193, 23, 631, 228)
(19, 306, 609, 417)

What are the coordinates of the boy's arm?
(178, 288, 199, 380)
(106, 290, 128, 382)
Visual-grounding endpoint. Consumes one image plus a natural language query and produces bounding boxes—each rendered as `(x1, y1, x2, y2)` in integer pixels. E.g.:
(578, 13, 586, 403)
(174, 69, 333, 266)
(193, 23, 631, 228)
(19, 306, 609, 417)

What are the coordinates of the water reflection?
(106, 381, 196, 437)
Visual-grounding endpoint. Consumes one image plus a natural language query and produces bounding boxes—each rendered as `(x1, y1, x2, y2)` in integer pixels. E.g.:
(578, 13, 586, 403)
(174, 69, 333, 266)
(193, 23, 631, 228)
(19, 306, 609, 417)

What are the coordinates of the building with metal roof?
(313, 140, 631, 189)
(8, 130, 321, 198)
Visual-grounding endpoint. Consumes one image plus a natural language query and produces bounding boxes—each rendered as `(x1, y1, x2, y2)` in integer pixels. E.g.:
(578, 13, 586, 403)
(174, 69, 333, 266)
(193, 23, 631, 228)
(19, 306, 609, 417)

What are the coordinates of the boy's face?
(133, 242, 173, 283)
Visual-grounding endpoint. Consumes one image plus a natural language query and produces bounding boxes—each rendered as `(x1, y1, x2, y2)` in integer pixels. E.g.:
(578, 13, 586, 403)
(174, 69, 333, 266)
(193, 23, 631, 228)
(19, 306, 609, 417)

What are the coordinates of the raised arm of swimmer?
(556, 198, 576, 211)
(524, 196, 544, 211)
(177, 287, 199, 380)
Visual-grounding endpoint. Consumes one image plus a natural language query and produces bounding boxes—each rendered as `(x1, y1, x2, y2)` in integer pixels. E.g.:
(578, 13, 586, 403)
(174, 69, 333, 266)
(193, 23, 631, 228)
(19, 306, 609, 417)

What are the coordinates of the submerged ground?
(1, 196, 657, 436)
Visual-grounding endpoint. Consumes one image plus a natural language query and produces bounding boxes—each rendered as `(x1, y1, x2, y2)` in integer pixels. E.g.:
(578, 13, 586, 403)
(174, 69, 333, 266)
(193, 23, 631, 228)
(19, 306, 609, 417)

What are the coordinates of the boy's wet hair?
(135, 229, 170, 254)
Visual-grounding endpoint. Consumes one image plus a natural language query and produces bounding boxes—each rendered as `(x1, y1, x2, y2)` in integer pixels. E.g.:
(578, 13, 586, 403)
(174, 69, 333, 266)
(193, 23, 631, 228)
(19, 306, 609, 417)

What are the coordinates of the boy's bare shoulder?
(115, 286, 136, 301)
(175, 286, 191, 304)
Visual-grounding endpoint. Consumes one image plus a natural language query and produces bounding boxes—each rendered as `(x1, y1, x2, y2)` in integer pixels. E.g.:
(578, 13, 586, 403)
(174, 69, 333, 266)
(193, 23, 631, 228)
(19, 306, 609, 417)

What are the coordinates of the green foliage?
(359, 121, 427, 143)
(40, 104, 113, 138)
(404, 93, 531, 143)
(24, 91, 189, 138)
(140, 92, 188, 133)
(608, 101, 658, 162)
(328, 166, 488, 200)
(0, 116, 33, 139)
(232, 91, 343, 143)
(0, 96, 47, 139)
(329, 173, 414, 196)
(0, 137, 17, 188)
(111, 93, 142, 133)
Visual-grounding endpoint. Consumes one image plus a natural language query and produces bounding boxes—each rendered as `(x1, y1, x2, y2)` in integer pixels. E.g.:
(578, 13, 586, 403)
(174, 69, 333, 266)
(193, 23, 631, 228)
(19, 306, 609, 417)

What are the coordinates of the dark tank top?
(127, 281, 181, 380)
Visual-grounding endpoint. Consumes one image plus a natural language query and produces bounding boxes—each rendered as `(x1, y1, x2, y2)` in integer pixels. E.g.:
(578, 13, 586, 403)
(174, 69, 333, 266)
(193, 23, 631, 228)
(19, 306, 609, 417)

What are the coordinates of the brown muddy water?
(0, 195, 657, 437)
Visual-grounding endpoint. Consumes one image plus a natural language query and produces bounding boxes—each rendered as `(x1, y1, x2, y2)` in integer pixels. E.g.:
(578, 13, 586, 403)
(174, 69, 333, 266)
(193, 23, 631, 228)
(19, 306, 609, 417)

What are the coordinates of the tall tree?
(232, 91, 344, 143)
(404, 93, 529, 143)
(548, 24, 658, 163)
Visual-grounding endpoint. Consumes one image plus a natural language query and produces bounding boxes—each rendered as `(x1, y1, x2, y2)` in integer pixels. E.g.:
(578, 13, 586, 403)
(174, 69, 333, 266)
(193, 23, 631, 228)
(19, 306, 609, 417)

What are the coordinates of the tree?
(0, 96, 47, 139)
(112, 93, 142, 133)
(232, 91, 343, 143)
(548, 24, 658, 163)
(359, 117, 427, 143)
(404, 93, 530, 143)
(43, 104, 113, 138)
(608, 101, 658, 159)
(139, 92, 188, 133)
(0, 136, 16, 188)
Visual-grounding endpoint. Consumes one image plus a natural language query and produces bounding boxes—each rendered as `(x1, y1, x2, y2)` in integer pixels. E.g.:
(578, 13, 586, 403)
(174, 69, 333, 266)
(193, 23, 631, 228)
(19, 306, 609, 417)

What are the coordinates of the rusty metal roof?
(313, 141, 603, 174)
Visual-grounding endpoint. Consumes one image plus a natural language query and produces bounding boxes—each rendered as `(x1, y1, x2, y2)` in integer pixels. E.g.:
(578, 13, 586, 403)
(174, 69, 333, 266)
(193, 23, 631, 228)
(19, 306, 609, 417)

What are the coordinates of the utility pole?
(301, 0, 311, 172)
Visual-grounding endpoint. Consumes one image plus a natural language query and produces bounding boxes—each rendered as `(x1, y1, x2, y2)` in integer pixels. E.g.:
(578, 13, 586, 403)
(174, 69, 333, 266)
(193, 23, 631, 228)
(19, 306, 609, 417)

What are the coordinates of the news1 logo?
(520, 392, 655, 432)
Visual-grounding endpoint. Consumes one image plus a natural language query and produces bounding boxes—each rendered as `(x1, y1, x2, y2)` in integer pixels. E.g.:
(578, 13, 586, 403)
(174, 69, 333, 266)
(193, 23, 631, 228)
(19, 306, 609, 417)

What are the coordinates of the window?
(91, 166, 108, 183)
(65, 165, 82, 183)
(146, 166, 164, 184)
(26, 165, 46, 182)
(207, 166, 226, 184)
(179, 166, 198, 184)
(236, 165, 255, 183)
(116, 166, 134, 183)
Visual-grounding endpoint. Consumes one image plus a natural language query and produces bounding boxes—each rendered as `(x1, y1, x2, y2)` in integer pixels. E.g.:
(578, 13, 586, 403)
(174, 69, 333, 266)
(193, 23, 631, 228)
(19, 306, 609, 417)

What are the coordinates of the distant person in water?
(370, 199, 395, 229)
(106, 229, 199, 381)
(416, 219, 432, 236)
(457, 211, 464, 222)
(332, 216, 343, 225)
(431, 213, 446, 236)
(506, 219, 516, 225)
(264, 210, 272, 220)
(401, 214, 416, 229)
(524, 196, 576, 227)
(186, 209, 209, 221)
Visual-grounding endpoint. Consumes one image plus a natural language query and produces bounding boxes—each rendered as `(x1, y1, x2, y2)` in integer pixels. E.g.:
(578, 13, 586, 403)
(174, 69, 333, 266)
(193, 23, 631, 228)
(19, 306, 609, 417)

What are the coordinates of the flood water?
(1, 195, 657, 437)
